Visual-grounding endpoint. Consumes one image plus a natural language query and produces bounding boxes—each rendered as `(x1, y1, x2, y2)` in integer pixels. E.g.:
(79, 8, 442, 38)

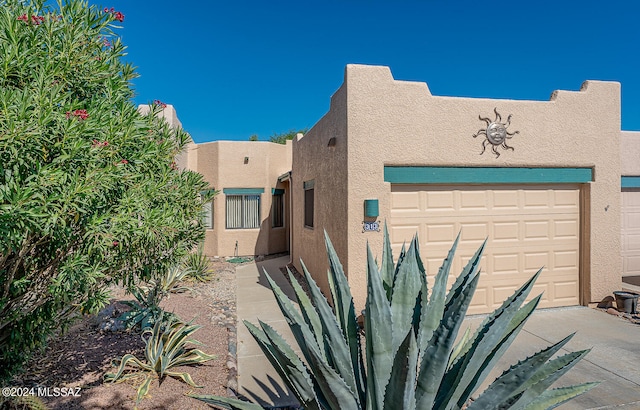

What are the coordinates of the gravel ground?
(8, 260, 238, 410)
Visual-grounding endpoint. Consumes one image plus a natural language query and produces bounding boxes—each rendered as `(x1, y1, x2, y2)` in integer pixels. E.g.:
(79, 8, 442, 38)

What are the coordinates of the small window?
(226, 194, 260, 229)
(304, 180, 314, 228)
(202, 199, 213, 229)
(272, 192, 284, 228)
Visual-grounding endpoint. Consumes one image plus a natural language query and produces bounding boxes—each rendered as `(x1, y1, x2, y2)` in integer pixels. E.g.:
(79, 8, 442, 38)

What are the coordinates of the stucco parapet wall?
(344, 64, 620, 105)
(137, 104, 183, 130)
(621, 131, 640, 176)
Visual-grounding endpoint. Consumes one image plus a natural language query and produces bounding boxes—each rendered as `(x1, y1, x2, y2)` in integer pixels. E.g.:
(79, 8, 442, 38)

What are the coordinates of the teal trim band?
(223, 188, 264, 195)
(272, 188, 285, 195)
(384, 167, 593, 184)
(622, 176, 640, 188)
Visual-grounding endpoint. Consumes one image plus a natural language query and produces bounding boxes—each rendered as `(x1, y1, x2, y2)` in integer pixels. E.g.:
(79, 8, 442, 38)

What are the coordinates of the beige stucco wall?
(295, 64, 622, 310)
(291, 84, 349, 294)
(184, 140, 292, 257)
(621, 131, 640, 176)
(137, 104, 183, 129)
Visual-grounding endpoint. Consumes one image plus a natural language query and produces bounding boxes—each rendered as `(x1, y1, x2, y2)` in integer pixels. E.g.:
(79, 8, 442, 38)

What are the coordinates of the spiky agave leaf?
(435, 269, 542, 409)
(241, 320, 323, 410)
(380, 223, 395, 300)
(300, 260, 361, 407)
(186, 394, 264, 410)
(286, 269, 325, 359)
(324, 232, 367, 405)
(390, 236, 423, 353)
(104, 353, 151, 382)
(519, 382, 600, 410)
(468, 333, 576, 409)
(415, 247, 482, 409)
(365, 244, 393, 410)
(262, 270, 326, 370)
(383, 327, 418, 410)
(508, 349, 594, 409)
(419, 232, 460, 355)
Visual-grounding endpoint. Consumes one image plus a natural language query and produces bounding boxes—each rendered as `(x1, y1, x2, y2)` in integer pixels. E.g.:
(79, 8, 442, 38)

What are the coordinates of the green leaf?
(390, 235, 422, 353)
(365, 244, 393, 410)
(259, 321, 323, 410)
(419, 232, 460, 355)
(383, 328, 418, 410)
(415, 261, 480, 409)
(520, 382, 599, 410)
(324, 230, 366, 404)
(380, 222, 395, 301)
(300, 260, 360, 406)
(468, 333, 575, 409)
(187, 394, 264, 410)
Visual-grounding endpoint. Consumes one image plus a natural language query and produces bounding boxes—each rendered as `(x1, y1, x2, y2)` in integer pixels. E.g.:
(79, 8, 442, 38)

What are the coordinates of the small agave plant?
(191, 227, 597, 409)
(105, 318, 216, 405)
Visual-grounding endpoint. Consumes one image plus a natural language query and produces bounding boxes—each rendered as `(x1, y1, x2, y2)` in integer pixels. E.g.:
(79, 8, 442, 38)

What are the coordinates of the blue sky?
(94, 0, 640, 143)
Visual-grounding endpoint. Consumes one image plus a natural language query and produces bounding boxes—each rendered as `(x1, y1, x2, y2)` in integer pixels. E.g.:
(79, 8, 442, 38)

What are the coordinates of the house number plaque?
(362, 221, 381, 232)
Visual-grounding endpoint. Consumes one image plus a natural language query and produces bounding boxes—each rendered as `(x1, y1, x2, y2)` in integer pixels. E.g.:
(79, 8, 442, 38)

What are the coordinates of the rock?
(607, 307, 622, 316)
(99, 318, 125, 332)
(226, 360, 236, 371)
(597, 296, 615, 309)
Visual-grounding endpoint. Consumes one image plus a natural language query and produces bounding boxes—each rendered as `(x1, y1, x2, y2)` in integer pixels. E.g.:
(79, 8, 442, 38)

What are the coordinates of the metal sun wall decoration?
(472, 108, 519, 158)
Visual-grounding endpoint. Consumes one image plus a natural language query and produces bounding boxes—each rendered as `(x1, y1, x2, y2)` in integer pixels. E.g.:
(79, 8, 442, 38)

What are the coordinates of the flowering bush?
(0, 0, 213, 380)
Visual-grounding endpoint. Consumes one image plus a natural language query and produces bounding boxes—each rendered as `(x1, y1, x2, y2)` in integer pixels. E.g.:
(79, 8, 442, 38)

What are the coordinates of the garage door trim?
(384, 167, 593, 184)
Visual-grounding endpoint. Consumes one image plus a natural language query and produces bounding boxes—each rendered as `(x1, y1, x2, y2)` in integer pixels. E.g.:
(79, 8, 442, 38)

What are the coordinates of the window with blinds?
(226, 194, 261, 229)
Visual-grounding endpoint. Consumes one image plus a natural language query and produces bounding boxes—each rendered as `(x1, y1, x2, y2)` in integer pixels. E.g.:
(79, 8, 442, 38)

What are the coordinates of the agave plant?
(184, 245, 213, 282)
(191, 227, 597, 409)
(119, 265, 189, 330)
(105, 318, 216, 405)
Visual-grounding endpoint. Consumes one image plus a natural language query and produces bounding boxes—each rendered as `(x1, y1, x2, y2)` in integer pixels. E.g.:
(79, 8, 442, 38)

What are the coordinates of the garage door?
(390, 184, 580, 315)
(622, 189, 640, 276)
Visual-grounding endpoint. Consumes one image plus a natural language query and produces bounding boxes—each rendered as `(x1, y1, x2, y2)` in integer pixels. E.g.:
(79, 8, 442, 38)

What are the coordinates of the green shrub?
(105, 318, 216, 405)
(0, 0, 214, 379)
(190, 227, 597, 409)
(184, 245, 213, 282)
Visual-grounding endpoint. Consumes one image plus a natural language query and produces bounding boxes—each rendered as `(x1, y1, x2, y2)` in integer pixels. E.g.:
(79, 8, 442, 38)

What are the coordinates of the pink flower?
(153, 100, 167, 108)
(120, 159, 128, 164)
(112, 241, 119, 246)
(170, 161, 177, 170)
(104, 8, 124, 22)
(66, 109, 88, 120)
(17, 14, 45, 25)
(74, 109, 88, 120)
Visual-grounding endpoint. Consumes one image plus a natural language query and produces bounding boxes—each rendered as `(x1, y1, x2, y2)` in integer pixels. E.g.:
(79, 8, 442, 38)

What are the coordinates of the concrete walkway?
(236, 257, 640, 409)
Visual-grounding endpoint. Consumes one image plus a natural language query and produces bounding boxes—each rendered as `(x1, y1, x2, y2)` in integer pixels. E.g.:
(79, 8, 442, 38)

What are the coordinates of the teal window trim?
(384, 167, 593, 184)
(223, 188, 265, 195)
(272, 188, 285, 195)
(622, 176, 640, 188)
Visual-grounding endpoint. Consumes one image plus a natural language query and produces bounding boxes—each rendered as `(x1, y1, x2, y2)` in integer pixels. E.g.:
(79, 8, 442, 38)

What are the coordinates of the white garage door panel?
(622, 190, 640, 276)
(390, 184, 580, 315)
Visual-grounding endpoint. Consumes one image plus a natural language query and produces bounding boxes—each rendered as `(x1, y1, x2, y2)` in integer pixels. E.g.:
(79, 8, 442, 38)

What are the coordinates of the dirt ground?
(9, 260, 237, 410)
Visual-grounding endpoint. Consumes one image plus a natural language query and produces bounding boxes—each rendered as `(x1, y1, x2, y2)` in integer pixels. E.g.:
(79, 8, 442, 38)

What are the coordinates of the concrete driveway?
(235, 257, 640, 409)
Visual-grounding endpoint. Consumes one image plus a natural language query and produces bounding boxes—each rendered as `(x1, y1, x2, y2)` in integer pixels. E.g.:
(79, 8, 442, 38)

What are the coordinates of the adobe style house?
(177, 64, 640, 313)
